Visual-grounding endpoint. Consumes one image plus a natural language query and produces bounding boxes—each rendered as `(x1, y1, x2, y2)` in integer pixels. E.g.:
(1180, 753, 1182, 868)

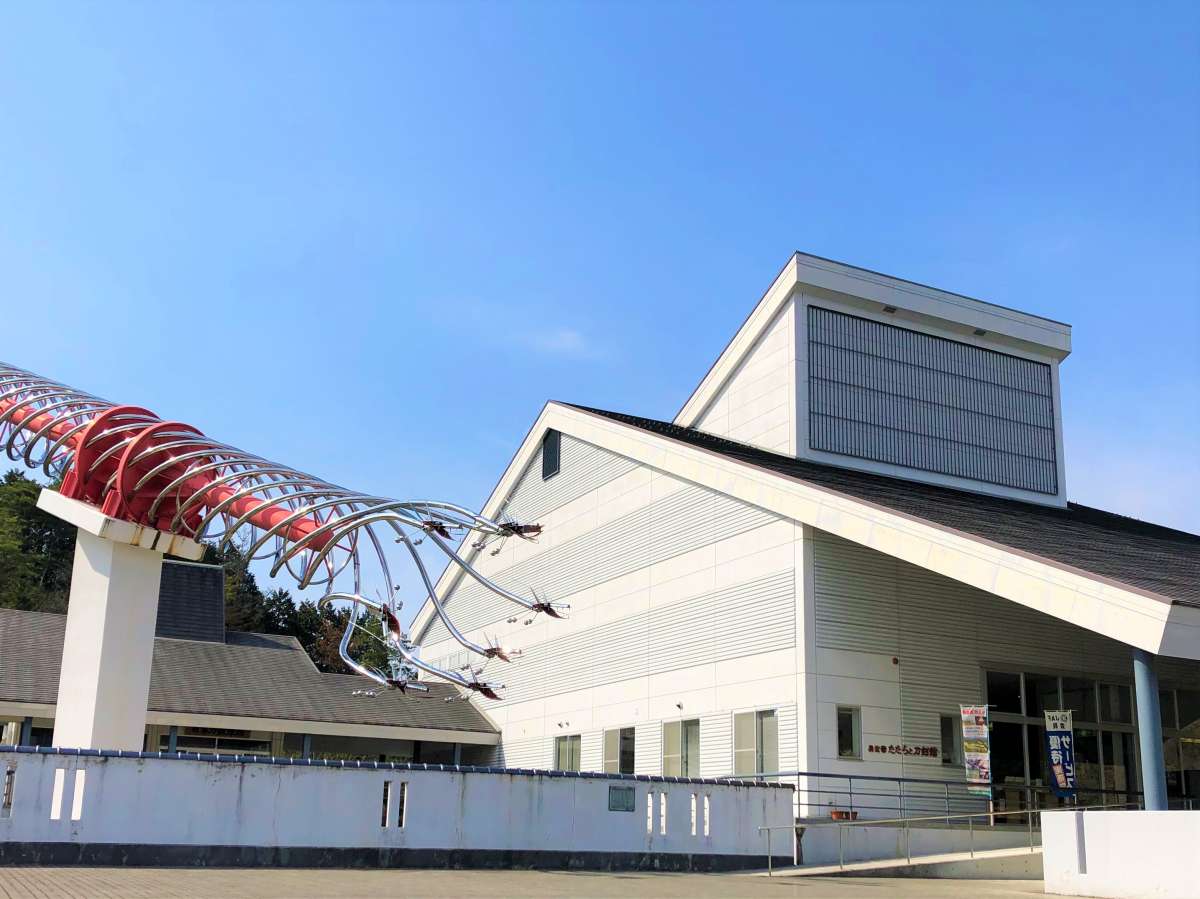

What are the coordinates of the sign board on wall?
(960, 704, 992, 797)
(1044, 710, 1077, 798)
(608, 785, 636, 812)
(866, 743, 939, 758)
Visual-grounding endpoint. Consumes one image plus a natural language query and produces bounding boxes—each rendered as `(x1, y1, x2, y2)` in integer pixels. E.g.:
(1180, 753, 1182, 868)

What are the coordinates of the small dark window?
(940, 715, 961, 765)
(542, 430, 561, 480)
(836, 707, 861, 759)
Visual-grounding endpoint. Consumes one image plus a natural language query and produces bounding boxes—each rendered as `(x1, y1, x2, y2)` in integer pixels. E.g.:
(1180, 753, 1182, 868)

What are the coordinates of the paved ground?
(0, 868, 1045, 898)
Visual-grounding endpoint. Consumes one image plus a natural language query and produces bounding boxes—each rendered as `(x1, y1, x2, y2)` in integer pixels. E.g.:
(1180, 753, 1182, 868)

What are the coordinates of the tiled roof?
(0, 608, 496, 735)
(570, 405, 1200, 604)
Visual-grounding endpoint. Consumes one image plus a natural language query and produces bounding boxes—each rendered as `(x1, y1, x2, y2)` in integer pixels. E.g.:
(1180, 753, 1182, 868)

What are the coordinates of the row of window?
(983, 669, 1200, 801)
(553, 710, 779, 777)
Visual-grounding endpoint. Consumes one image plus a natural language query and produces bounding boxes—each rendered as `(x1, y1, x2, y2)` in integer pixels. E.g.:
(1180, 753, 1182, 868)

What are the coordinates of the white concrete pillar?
(36, 489, 204, 752)
(52, 530, 165, 750)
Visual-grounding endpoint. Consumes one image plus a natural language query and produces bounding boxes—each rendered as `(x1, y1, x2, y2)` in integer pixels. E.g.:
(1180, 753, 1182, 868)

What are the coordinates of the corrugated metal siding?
(699, 713, 732, 778)
(501, 434, 638, 524)
(483, 570, 795, 707)
(421, 482, 779, 647)
(777, 703, 799, 772)
(807, 305, 1058, 494)
(492, 735, 542, 769)
(813, 530, 1200, 778)
(696, 704, 798, 779)
(635, 723, 661, 776)
(580, 730, 603, 772)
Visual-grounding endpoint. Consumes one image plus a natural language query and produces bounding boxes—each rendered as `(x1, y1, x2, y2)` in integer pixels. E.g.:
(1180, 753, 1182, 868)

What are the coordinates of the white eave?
(412, 403, 1199, 662)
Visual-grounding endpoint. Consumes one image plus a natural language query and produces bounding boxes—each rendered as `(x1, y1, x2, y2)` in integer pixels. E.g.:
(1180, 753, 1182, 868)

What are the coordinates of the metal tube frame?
(0, 362, 565, 698)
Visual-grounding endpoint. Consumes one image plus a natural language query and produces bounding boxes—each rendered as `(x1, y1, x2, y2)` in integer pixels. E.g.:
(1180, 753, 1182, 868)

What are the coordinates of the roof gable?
(409, 401, 1198, 661)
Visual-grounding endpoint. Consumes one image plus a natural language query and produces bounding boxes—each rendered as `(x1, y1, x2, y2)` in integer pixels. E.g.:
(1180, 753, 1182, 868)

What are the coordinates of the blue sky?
(2, 2, 1197, 618)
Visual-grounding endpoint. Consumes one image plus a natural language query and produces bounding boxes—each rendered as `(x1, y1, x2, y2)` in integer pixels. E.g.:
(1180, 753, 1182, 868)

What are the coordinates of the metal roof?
(0, 608, 497, 735)
(571, 405, 1200, 605)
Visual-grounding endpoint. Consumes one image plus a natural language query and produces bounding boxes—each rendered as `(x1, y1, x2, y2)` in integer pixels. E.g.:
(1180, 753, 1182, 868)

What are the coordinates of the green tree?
(0, 469, 75, 612)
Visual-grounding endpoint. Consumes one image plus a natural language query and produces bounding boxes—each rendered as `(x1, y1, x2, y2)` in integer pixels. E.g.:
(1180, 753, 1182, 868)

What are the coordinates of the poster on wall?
(960, 704, 992, 796)
(1044, 710, 1077, 798)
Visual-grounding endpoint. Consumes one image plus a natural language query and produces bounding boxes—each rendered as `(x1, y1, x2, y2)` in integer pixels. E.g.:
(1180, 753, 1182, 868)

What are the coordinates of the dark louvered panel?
(807, 306, 1058, 494)
(155, 562, 225, 642)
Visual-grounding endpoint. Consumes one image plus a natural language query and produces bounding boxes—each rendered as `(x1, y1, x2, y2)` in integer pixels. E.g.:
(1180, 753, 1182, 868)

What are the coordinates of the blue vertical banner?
(1044, 710, 1077, 798)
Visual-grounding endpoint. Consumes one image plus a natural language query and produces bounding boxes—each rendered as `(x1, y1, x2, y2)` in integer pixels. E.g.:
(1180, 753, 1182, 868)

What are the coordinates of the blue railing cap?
(0, 744, 790, 788)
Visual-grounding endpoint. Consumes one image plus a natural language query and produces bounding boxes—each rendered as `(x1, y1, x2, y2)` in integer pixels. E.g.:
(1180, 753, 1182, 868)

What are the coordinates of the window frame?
(940, 713, 962, 766)
(554, 734, 581, 772)
(981, 667, 1148, 805)
(836, 706, 862, 761)
(733, 708, 779, 777)
(662, 718, 700, 778)
(541, 430, 561, 480)
(603, 726, 636, 775)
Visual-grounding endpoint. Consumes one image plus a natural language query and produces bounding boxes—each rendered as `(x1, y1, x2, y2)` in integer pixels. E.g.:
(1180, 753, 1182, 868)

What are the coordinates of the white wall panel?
(694, 297, 796, 455)
(419, 435, 801, 786)
(0, 750, 794, 861)
(699, 713, 731, 778)
(502, 434, 638, 524)
(484, 570, 794, 709)
(635, 723, 661, 777)
(421, 479, 778, 647)
(812, 530, 1200, 781)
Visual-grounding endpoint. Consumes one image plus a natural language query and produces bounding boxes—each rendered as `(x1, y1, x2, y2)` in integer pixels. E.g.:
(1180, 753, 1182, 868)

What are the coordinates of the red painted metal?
(0, 391, 332, 549)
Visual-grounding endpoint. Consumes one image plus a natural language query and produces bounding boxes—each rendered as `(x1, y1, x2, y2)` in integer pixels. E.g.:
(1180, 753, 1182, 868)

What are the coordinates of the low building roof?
(572, 405, 1200, 605)
(0, 608, 497, 736)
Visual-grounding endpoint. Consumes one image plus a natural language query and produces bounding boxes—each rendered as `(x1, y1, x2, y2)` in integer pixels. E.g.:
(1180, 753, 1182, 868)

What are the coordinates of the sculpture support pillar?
(53, 531, 164, 750)
(36, 490, 204, 751)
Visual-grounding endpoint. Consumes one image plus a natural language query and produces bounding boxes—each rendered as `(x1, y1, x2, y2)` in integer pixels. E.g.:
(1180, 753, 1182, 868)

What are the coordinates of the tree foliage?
(0, 469, 388, 675)
(0, 469, 75, 612)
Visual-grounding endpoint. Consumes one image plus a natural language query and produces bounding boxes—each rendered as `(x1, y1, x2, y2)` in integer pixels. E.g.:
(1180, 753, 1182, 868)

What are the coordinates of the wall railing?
(757, 801, 1138, 875)
(746, 769, 1194, 820)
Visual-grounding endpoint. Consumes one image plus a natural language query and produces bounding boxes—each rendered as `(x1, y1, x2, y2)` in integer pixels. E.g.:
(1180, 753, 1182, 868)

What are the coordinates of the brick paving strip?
(0, 868, 1045, 899)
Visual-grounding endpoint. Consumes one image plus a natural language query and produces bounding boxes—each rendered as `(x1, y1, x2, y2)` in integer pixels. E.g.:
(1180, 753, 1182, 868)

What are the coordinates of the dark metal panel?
(155, 562, 225, 642)
(807, 306, 1058, 494)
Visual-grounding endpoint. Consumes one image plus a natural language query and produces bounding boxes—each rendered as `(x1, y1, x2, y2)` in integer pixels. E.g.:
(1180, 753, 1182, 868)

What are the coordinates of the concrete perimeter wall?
(0, 748, 793, 870)
(1043, 809, 1200, 899)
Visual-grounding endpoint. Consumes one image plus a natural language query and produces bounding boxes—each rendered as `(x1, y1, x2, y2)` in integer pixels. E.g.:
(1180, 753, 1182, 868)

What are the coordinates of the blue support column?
(19, 717, 32, 746)
(167, 725, 178, 753)
(1133, 648, 1167, 811)
(302, 733, 312, 759)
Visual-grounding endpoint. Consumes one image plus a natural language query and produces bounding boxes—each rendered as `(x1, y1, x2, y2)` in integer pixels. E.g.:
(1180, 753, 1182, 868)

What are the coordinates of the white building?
(413, 253, 1200, 812)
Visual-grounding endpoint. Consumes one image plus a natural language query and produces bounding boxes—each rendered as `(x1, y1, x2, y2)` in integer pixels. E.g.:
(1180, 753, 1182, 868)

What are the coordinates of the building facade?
(413, 253, 1200, 811)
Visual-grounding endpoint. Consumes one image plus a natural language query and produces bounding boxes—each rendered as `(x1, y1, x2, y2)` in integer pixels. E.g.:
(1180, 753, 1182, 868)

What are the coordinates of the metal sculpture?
(0, 362, 564, 698)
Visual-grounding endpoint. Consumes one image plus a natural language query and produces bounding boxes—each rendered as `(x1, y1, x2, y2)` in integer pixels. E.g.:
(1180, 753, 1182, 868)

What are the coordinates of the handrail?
(750, 768, 999, 789)
(756, 801, 1138, 876)
(746, 768, 1156, 819)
